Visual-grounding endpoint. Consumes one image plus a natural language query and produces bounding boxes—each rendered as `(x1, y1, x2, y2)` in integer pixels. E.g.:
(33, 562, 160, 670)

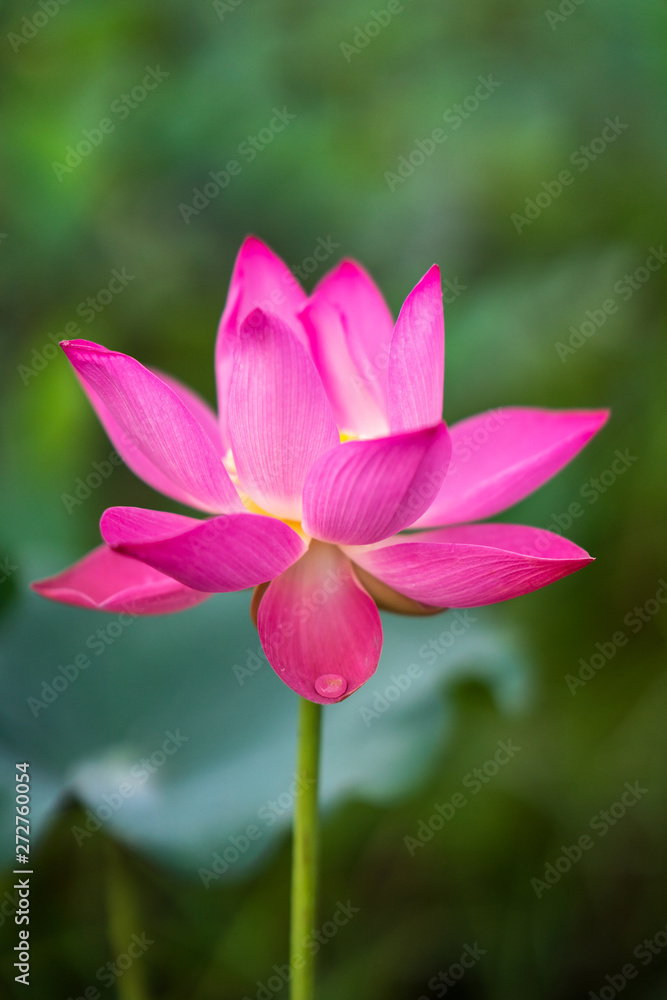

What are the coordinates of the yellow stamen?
(240, 495, 310, 543)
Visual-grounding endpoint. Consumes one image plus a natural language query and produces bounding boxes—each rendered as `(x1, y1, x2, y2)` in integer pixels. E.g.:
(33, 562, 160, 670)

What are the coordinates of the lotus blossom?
(32, 237, 608, 704)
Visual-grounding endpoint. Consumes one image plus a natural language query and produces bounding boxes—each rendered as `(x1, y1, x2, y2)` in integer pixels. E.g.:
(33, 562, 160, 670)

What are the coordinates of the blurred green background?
(1, 0, 666, 997)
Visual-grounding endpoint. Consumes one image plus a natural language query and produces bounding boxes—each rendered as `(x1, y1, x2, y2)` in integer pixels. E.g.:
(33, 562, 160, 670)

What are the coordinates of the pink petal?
(256, 541, 382, 704)
(31, 545, 211, 615)
(61, 340, 242, 514)
(302, 423, 451, 545)
(387, 265, 444, 432)
(227, 309, 339, 520)
(352, 564, 447, 617)
(346, 522, 593, 608)
(415, 407, 610, 527)
(100, 506, 307, 592)
(151, 368, 223, 456)
(215, 236, 308, 446)
(307, 259, 394, 416)
(299, 297, 389, 437)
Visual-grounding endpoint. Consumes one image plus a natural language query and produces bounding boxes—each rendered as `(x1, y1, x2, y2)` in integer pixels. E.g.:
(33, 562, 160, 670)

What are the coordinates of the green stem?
(290, 697, 322, 1000)
(105, 839, 149, 1000)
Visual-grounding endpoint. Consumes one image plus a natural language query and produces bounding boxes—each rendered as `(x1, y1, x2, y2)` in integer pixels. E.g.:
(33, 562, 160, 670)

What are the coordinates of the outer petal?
(307, 259, 394, 414)
(31, 545, 211, 615)
(387, 265, 444, 432)
(415, 407, 610, 527)
(151, 368, 223, 456)
(256, 541, 382, 704)
(299, 297, 389, 437)
(302, 423, 451, 545)
(346, 522, 593, 608)
(351, 564, 446, 616)
(100, 506, 306, 593)
(215, 236, 308, 446)
(227, 309, 339, 520)
(61, 340, 243, 514)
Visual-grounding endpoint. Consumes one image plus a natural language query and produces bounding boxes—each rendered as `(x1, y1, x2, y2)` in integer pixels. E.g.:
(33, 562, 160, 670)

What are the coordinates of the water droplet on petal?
(315, 674, 348, 699)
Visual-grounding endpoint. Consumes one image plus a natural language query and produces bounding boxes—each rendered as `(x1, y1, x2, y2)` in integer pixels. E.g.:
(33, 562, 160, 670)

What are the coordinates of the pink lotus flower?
(33, 237, 608, 704)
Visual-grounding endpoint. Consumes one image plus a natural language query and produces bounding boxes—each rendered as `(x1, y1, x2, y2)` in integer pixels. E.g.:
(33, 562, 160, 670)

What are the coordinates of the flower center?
(223, 430, 358, 543)
(222, 449, 307, 539)
(241, 495, 309, 541)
